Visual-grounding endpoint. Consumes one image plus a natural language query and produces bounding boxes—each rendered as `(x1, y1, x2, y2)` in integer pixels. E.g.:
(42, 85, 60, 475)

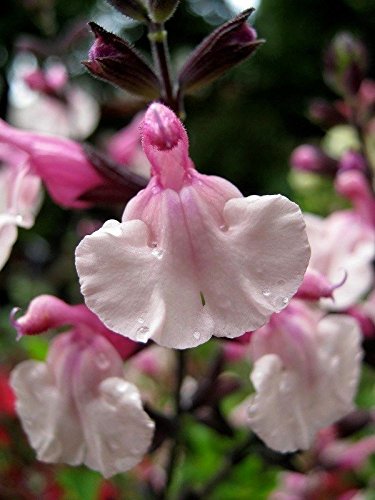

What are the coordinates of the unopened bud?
(149, 0, 180, 22)
(339, 150, 367, 173)
(84, 22, 160, 99)
(290, 145, 337, 175)
(324, 32, 368, 97)
(105, 0, 149, 22)
(178, 9, 262, 93)
(308, 98, 346, 128)
(295, 269, 347, 301)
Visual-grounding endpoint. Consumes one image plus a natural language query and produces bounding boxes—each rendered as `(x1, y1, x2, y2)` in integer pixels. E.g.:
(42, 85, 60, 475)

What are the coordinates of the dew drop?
(282, 297, 289, 305)
(137, 317, 145, 324)
(150, 241, 157, 248)
(262, 289, 271, 297)
(280, 379, 292, 393)
(136, 326, 150, 342)
(151, 248, 164, 259)
(97, 353, 110, 370)
(193, 331, 201, 340)
(109, 440, 120, 451)
(219, 224, 228, 232)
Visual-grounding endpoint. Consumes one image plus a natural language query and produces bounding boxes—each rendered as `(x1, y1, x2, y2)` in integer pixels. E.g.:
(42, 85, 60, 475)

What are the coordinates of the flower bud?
(105, 0, 149, 22)
(149, 0, 180, 22)
(308, 98, 346, 128)
(295, 269, 346, 301)
(84, 22, 160, 99)
(290, 145, 337, 175)
(338, 150, 367, 173)
(324, 32, 368, 97)
(178, 9, 262, 93)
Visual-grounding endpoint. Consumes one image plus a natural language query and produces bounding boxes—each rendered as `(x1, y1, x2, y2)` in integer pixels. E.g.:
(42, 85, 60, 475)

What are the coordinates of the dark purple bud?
(290, 145, 338, 175)
(149, 0, 180, 22)
(308, 98, 346, 128)
(105, 0, 149, 22)
(84, 22, 160, 99)
(324, 32, 368, 97)
(178, 9, 263, 93)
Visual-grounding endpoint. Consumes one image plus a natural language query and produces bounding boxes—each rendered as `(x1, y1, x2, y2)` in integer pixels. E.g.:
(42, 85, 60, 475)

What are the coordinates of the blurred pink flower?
(0, 144, 41, 269)
(10, 295, 154, 477)
(0, 120, 107, 208)
(76, 103, 310, 349)
(9, 63, 99, 140)
(243, 301, 362, 452)
(107, 112, 151, 178)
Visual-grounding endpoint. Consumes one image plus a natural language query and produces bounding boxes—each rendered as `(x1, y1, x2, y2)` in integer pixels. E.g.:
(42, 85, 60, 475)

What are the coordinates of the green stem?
(159, 350, 186, 499)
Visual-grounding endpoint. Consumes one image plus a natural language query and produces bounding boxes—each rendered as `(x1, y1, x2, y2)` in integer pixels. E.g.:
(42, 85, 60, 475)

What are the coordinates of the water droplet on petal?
(136, 326, 150, 342)
(219, 224, 228, 232)
(109, 440, 120, 451)
(193, 331, 200, 340)
(137, 317, 145, 324)
(262, 289, 271, 297)
(280, 379, 292, 393)
(150, 241, 157, 248)
(151, 248, 164, 259)
(97, 353, 110, 370)
(282, 297, 289, 305)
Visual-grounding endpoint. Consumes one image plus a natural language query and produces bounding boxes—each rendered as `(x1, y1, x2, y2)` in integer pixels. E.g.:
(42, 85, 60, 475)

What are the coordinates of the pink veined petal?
(246, 314, 362, 452)
(10, 359, 85, 465)
(78, 377, 155, 478)
(10, 332, 154, 477)
(76, 191, 310, 349)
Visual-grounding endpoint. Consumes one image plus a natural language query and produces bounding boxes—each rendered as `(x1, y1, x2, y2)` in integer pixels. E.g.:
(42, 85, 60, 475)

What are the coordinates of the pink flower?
(245, 300, 362, 452)
(107, 113, 151, 178)
(9, 63, 99, 140)
(76, 103, 310, 349)
(10, 296, 154, 478)
(0, 144, 41, 269)
(0, 120, 106, 208)
(304, 170, 375, 310)
(305, 211, 374, 309)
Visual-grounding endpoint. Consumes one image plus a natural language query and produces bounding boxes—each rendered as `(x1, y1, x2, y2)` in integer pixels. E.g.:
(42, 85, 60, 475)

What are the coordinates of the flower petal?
(10, 360, 85, 465)
(76, 193, 310, 349)
(247, 314, 362, 452)
(78, 377, 154, 478)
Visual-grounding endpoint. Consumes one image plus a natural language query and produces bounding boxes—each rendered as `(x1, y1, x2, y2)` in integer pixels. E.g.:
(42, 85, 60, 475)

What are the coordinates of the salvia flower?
(10, 295, 154, 477)
(9, 62, 99, 140)
(305, 211, 374, 310)
(0, 120, 145, 209)
(76, 103, 310, 349)
(246, 300, 362, 452)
